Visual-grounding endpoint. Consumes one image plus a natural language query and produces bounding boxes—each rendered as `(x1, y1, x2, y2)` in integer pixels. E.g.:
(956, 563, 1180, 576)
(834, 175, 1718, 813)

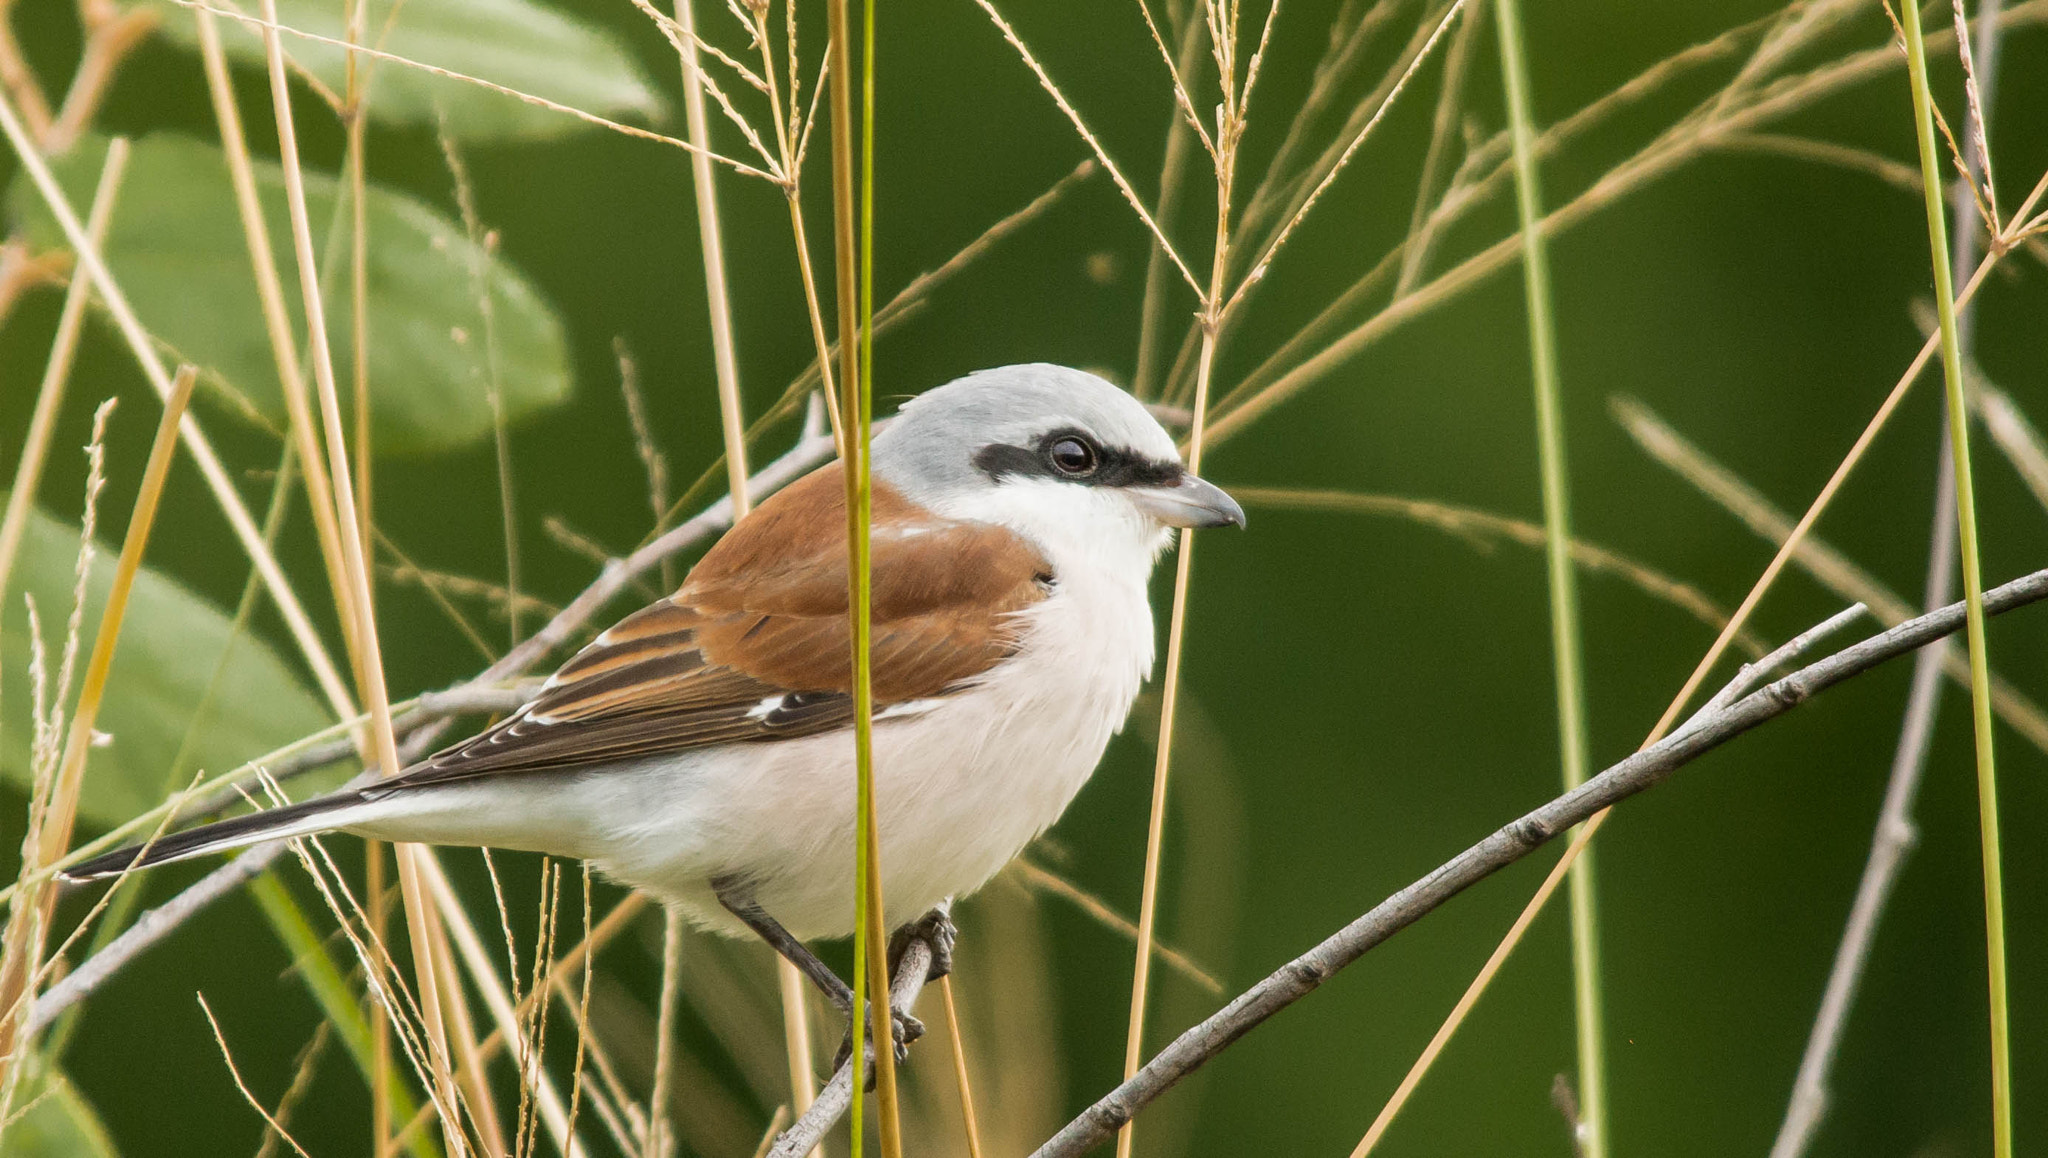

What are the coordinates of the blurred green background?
(2, 1, 2045, 1155)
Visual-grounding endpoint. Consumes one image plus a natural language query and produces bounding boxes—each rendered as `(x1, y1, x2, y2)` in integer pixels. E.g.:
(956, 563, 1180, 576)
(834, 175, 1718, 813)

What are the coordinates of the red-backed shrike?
(71, 364, 1244, 1024)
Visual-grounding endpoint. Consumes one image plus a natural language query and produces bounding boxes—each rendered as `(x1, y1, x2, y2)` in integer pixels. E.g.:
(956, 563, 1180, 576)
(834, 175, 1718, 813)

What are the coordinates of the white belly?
(347, 569, 1156, 941)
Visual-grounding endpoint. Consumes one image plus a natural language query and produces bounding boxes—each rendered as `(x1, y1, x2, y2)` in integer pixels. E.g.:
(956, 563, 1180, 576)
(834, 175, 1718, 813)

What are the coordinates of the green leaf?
(0, 497, 332, 829)
(7, 134, 572, 456)
(140, 0, 664, 141)
(4, 1068, 121, 1158)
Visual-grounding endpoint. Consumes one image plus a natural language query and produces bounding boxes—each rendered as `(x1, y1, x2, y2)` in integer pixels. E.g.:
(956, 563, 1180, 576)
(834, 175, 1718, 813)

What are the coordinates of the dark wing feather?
(382, 466, 1049, 791)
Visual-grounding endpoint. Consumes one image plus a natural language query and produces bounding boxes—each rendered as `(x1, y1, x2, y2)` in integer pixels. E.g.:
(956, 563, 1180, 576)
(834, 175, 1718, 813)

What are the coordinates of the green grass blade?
(1494, 2, 1605, 1152)
(1896, 4, 2010, 1153)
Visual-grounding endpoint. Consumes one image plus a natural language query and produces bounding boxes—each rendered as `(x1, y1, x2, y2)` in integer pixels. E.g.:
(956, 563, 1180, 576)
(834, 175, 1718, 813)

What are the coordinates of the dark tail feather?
(62, 792, 366, 882)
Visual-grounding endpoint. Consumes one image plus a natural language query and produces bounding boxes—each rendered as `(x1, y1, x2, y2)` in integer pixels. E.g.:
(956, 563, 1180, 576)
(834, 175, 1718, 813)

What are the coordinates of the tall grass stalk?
(253, 0, 465, 1141)
(1493, 2, 1603, 1152)
(194, 9, 364, 682)
(859, 0, 905, 1147)
(823, 0, 900, 1148)
(1897, 3, 2010, 1150)
(1119, 6, 1282, 1154)
(667, 3, 821, 1142)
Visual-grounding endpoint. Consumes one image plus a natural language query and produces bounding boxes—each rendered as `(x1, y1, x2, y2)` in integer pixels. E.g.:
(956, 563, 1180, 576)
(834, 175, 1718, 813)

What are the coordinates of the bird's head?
(873, 364, 1244, 568)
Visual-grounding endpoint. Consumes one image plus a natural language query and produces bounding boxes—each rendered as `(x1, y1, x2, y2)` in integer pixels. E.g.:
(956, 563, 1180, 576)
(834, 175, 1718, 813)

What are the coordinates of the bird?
(66, 363, 1244, 1034)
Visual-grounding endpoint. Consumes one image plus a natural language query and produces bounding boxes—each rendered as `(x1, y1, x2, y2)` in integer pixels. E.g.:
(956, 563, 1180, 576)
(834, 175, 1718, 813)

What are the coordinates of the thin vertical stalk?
(1898, 4, 2009, 1153)
(675, 0, 751, 517)
(0, 138, 127, 602)
(0, 367, 197, 1064)
(648, 909, 683, 1158)
(1494, 2, 1603, 1154)
(1768, 4, 2005, 1153)
(824, 0, 898, 1153)
(345, 0, 373, 568)
(857, 0, 903, 1150)
(1118, 4, 1242, 1150)
(938, 976, 985, 1158)
(253, 0, 462, 1145)
(194, 6, 364, 692)
(670, 1, 818, 1137)
(341, 5, 391, 1146)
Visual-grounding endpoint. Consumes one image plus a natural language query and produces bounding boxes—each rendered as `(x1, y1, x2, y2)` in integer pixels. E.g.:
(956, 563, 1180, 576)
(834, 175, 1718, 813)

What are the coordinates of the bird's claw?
(890, 904, 957, 983)
(831, 1008, 924, 1088)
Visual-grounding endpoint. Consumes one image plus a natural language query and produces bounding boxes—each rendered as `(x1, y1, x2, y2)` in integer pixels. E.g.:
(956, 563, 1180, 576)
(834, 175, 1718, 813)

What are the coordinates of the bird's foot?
(831, 1007, 926, 1089)
(889, 902, 957, 983)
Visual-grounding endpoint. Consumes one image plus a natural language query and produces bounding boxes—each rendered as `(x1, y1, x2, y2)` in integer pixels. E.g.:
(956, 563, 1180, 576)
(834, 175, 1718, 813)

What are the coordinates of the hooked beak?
(1129, 472, 1246, 529)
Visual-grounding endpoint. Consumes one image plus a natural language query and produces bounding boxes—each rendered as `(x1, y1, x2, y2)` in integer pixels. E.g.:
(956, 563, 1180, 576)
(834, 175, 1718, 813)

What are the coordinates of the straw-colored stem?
(0, 138, 127, 604)
(938, 976, 985, 1158)
(194, 7, 365, 692)
(252, 0, 463, 1143)
(676, 0, 751, 520)
(1119, 16, 1237, 1148)
(0, 366, 197, 1064)
(1898, 4, 2009, 1150)
(1494, 3, 1604, 1153)
(648, 909, 684, 1158)
(823, 0, 897, 1144)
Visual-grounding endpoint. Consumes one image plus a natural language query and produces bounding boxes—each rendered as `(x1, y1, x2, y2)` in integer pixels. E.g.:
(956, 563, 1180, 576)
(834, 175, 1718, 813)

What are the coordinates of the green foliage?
(5, 1068, 121, 1158)
(0, 497, 329, 829)
(5, 134, 572, 457)
(138, 0, 663, 141)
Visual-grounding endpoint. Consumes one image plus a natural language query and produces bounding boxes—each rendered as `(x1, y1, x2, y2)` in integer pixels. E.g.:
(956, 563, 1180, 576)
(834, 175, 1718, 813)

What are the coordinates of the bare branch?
(1029, 566, 2048, 1158)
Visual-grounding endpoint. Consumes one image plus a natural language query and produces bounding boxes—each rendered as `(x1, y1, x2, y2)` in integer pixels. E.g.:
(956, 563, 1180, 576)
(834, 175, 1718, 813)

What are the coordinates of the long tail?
(61, 789, 377, 881)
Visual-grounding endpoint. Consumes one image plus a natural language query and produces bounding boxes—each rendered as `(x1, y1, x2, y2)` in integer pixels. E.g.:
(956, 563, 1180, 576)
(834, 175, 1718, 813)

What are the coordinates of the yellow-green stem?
(1495, 4, 1604, 1153)
(1898, 4, 2009, 1153)
(825, 0, 898, 1149)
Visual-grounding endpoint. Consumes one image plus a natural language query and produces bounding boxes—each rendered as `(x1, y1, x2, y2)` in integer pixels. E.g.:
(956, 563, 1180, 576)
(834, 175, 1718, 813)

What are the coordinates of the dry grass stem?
(970, 0, 1200, 294)
(254, 0, 469, 1140)
(1231, 487, 1767, 655)
(199, 994, 318, 1158)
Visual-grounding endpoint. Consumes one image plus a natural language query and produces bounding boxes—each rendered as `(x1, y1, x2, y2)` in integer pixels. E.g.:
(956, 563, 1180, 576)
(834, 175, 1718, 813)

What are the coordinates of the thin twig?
(1030, 567, 2048, 1157)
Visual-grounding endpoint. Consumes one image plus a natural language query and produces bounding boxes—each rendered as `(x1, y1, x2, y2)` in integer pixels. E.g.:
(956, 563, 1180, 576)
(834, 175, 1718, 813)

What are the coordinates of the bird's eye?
(1049, 436, 1099, 475)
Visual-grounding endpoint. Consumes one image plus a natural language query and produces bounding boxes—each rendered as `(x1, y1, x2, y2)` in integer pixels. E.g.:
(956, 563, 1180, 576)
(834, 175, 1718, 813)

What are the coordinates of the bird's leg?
(712, 878, 853, 1013)
(824, 901, 959, 1083)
